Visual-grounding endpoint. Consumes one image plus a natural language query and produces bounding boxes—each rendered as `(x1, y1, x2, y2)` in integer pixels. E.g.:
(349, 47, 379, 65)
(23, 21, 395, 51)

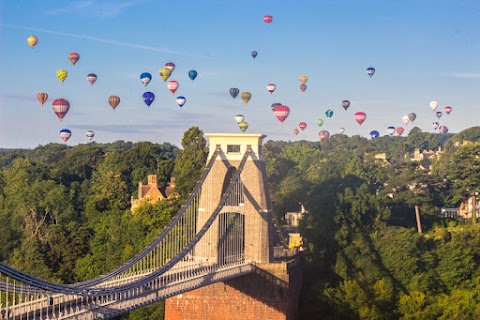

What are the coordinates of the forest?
(2, 126, 480, 319)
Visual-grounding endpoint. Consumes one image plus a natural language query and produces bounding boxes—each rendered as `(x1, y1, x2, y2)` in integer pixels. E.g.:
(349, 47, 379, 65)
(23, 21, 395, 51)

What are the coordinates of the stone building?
(130, 175, 177, 212)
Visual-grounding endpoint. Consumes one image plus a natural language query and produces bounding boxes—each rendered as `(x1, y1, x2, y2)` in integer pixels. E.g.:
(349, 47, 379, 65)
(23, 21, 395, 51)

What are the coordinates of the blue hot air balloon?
(387, 126, 396, 136)
(188, 70, 198, 81)
(143, 92, 155, 107)
(370, 130, 380, 140)
(140, 72, 152, 86)
(367, 67, 375, 77)
(325, 109, 334, 119)
(176, 96, 186, 108)
(251, 51, 258, 59)
(230, 88, 240, 99)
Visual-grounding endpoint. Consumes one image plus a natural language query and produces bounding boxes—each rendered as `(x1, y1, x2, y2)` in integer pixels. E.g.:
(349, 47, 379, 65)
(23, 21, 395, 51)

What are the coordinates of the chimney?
(148, 174, 157, 185)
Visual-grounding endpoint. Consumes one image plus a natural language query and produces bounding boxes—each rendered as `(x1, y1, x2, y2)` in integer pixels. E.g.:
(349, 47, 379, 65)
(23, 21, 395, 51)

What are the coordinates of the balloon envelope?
(188, 70, 198, 81)
(429, 101, 439, 111)
(87, 73, 97, 86)
(354, 112, 367, 125)
(266, 83, 276, 94)
(318, 130, 330, 141)
(271, 102, 282, 110)
(59, 129, 71, 143)
(396, 127, 405, 135)
(316, 119, 324, 127)
(366, 67, 375, 77)
(108, 96, 120, 110)
(37, 92, 48, 106)
(159, 67, 172, 82)
(176, 96, 186, 108)
(27, 35, 38, 47)
(140, 72, 152, 86)
(432, 122, 440, 130)
(235, 114, 244, 124)
(342, 100, 350, 111)
(370, 130, 380, 140)
(56, 69, 68, 83)
(293, 129, 299, 136)
(239, 121, 249, 132)
(325, 110, 334, 119)
(52, 98, 70, 121)
(300, 84, 307, 92)
(68, 52, 80, 65)
(251, 51, 258, 59)
(402, 115, 410, 125)
(263, 15, 272, 23)
(273, 105, 290, 123)
(299, 122, 307, 131)
(436, 111, 443, 119)
(444, 106, 452, 115)
(339, 127, 345, 134)
(241, 92, 251, 104)
(408, 112, 417, 122)
(438, 125, 448, 134)
(167, 80, 179, 94)
(387, 126, 396, 136)
(164, 62, 175, 72)
(299, 75, 308, 84)
(230, 88, 240, 99)
(86, 130, 95, 141)
(143, 92, 155, 107)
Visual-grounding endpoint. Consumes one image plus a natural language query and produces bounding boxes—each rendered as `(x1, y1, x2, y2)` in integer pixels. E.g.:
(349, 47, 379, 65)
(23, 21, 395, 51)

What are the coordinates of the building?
(130, 175, 177, 212)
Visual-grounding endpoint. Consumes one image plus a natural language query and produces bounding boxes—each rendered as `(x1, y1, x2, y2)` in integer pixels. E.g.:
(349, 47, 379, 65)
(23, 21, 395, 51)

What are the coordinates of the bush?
(448, 220, 458, 228)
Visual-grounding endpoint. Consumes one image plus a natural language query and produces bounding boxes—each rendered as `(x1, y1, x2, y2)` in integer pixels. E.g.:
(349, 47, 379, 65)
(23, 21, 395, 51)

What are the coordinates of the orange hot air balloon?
(52, 98, 70, 121)
(354, 112, 367, 125)
(299, 75, 308, 84)
(68, 52, 80, 65)
(293, 129, 299, 136)
(108, 96, 120, 111)
(37, 92, 48, 106)
(27, 35, 38, 47)
(396, 127, 405, 136)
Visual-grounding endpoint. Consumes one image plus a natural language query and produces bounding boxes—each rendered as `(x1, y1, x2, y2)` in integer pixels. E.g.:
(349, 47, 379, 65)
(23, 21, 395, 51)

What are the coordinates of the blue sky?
(1, 0, 479, 148)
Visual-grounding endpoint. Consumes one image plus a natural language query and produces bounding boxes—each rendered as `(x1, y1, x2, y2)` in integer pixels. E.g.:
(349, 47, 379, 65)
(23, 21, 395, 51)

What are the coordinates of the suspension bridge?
(0, 134, 301, 320)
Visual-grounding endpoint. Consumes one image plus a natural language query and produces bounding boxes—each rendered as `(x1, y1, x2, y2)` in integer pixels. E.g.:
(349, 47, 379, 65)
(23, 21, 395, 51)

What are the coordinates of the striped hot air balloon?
(299, 122, 307, 131)
(59, 129, 72, 143)
(176, 96, 186, 108)
(108, 96, 120, 111)
(235, 114, 245, 124)
(86, 130, 95, 141)
(164, 62, 175, 72)
(266, 83, 276, 94)
(273, 105, 290, 124)
(263, 15, 273, 23)
(37, 92, 48, 106)
(167, 80, 179, 94)
(68, 52, 80, 65)
(52, 99, 70, 121)
(354, 111, 367, 125)
(56, 70, 68, 83)
(87, 73, 97, 86)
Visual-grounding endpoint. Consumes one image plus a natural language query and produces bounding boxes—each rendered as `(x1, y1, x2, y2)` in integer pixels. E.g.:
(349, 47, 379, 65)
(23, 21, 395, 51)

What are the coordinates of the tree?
(173, 127, 208, 197)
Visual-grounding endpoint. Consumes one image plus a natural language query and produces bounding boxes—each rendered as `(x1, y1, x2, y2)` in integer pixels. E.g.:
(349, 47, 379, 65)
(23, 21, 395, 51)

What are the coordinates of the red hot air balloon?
(37, 92, 48, 106)
(444, 106, 452, 115)
(264, 15, 273, 23)
(396, 127, 405, 136)
(108, 96, 120, 111)
(167, 80, 179, 94)
(273, 105, 290, 124)
(354, 112, 367, 125)
(266, 83, 276, 94)
(318, 130, 330, 141)
(52, 98, 70, 121)
(299, 122, 307, 131)
(68, 52, 80, 65)
(165, 62, 175, 72)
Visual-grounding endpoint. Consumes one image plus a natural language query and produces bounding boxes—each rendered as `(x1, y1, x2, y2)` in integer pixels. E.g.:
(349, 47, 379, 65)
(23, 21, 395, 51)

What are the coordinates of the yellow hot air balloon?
(27, 35, 38, 47)
(241, 92, 251, 105)
(299, 75, 308, 84)
(239, 121, 249, 132)
(56, 69, 68, 83)
(159, 67, 172, 82)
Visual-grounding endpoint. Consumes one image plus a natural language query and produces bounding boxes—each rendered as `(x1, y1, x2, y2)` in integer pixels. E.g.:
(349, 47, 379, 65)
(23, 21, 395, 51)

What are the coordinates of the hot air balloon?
(436, 111, 443, 119)
(140, 72, 152, 86)
(235, 114, 244, 124)
(387, 126, 396, 136)
(370, 130, 380, 140)
(293, 129, 299, 136)
(396, 127, 405, 135)
(59, 129, 72, 143)
(444, 106, 452, 115)
(339, 127, 345, 134)
(366, 67, 375, 77)
(251, 51, 258, 59)
(266, 83, 276, 94)
(27, 35, 38, 47)
(325, 110, 334, 119)
(319, 130, 330, 141)
(299, 122, 307, 131)
(52, 98, 70, 121)
(176, 96, 186, 108)
(108, 96, 120, 111)
(164, 62, 175, 72)
(273, 105, 290, 124)
(316, 119, 324, 127)
(299, 75, 308, 84)
(263, 15, 273, 23)
(241, 92, 251, 105)
(188, 70, 198, 81)
(167, 80, 179, 94)
(68, 52, 80, 65)
(87, 73, 97, 86)
(159, 67, 172, 82)
(402, 115, 410, 125)
(342, 100, 350, 111)
(432, 122, 440, 130)
(408, 112, 417, 122)
(438, 125, 448, 134)
(230, 88, 240, 99)
(429, 101, 439, 111)
(143, 92, 155, 107)
(300, 84, 307, 93)
(271, 102, 282, 110)
(37, 92, 48, 106)
(239, 121, 249, 132)
(86, 130, 95, 141)
(56, 69, 68, 83)
(354, 111, 367, 125)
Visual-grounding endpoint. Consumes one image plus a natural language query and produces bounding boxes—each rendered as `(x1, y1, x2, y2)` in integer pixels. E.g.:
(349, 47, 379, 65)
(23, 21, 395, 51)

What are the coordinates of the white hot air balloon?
(429, 101, 439, 111)
(235, 114, 245, 124)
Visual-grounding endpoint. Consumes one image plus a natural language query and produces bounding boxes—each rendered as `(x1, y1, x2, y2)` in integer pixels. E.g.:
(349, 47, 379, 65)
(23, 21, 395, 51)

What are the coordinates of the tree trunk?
(473, 195, 477, 225)
(415, 205, 422, 234)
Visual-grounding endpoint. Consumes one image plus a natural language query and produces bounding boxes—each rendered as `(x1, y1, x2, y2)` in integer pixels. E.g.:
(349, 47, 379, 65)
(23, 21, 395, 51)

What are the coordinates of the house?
(130, 175, 177, 212)
(285, 204, 307, 227)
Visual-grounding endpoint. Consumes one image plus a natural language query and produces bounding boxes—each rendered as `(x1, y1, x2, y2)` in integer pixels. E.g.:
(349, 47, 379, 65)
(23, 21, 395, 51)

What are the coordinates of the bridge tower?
(166, 133, 301, 320)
